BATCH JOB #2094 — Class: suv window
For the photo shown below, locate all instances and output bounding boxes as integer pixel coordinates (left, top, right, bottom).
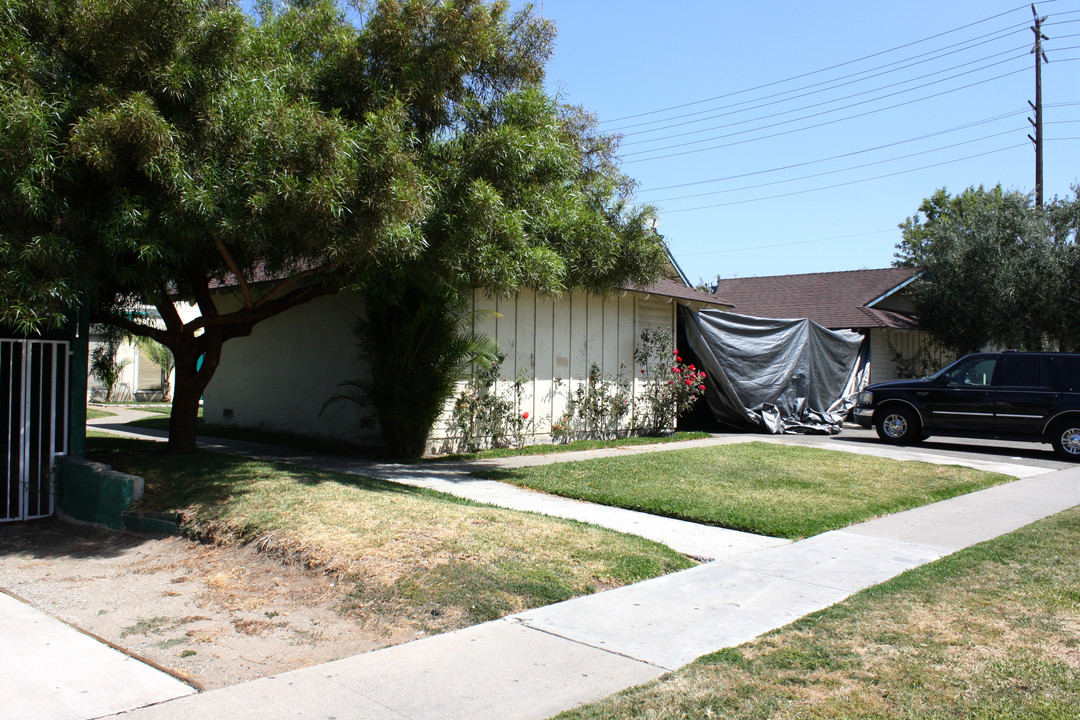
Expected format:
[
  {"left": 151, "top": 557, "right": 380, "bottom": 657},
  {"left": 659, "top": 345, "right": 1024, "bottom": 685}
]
[
  {"left": 995, "top": 355, "right": 1056, "bottom": 389},
  {"left": 944, "top": 356, "right": 997, "bottom": 387},
  {"left": 1058, "top": 357, "right": 1080, "bottom": 392}
]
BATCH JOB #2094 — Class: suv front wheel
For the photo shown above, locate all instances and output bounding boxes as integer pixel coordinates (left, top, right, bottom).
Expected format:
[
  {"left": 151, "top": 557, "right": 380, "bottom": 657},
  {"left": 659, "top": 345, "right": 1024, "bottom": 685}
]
[
  {"left": 1049, "top": 418, "right": 1080, "bottom": 461},
  {"left": 875, "top": 405, "right": 920, "bottom": 445}
]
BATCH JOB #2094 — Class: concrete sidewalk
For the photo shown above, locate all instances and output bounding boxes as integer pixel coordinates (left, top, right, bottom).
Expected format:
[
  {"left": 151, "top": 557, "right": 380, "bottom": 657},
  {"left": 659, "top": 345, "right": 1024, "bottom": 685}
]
[
  {"left": 0, "top": 590, "right": 195, "bottom": 720},
  {"left": 90, "top": 464, "right": 1080, "bottom": 720},
  {"left": 27, "top": 419, "right": 1078, "bottom": 719}
]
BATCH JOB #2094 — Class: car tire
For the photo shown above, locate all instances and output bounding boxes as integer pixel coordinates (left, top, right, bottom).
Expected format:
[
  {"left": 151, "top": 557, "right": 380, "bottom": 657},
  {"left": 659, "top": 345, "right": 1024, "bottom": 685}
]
[
  {"left": 1049, "top": 418, "right": 1080, "bottom": 461},
  {"left": 875, "top": 405, "right": 920, "bottom": 445}
]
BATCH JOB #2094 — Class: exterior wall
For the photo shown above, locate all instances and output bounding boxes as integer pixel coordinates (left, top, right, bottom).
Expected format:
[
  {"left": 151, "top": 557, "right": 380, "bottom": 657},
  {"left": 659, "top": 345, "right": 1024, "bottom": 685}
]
[
  {"left": 204, "top": 288, "right": 680, "bottom": 452},
  {"left": 87, "top": 337, "right": 159, "bottom": 401},
  {"left": 428, "top": 288, "right": 677, "bottom": 450},
  {"left": 868, "top": 328, "right": 954, "bottom": 384},
  {"left": 204, "top": 292, "right": 378, "bottom": 443}
]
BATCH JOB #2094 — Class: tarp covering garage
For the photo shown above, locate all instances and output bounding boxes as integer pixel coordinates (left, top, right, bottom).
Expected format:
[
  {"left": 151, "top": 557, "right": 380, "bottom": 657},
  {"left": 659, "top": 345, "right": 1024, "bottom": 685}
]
[{"left": 681, "top": 307, "right": 868, "bottom": 434}]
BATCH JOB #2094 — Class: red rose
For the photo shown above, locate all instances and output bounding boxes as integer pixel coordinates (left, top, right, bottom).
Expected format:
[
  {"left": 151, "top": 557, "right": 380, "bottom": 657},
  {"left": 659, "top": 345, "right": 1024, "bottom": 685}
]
[
  {"left": 522, "top": 411, "right": 529, "bottom": 419},
  {"left": 699, "top": 384, "right": 705, "bottom": 391},
  {"left": 676, "top": 356, "right": 682, "bottom": 362},
  {"left": 700, "top": 372, "right": 707, "bottom": 379},
  {"left": 689, "top": 364, "right": 695, "bottom": 371}
]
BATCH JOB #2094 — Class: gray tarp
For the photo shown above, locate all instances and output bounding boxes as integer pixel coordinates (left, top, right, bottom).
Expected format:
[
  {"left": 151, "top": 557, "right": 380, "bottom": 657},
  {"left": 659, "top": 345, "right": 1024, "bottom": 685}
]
[{"left": 681, "top": 307, "right": 868, "bottom": 434}]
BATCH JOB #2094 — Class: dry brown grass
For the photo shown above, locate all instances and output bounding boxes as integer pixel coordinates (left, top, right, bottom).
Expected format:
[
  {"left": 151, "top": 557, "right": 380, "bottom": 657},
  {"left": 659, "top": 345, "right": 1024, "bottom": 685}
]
[{"left": 88, "top": 436, "right": 693, "bottom": 634}]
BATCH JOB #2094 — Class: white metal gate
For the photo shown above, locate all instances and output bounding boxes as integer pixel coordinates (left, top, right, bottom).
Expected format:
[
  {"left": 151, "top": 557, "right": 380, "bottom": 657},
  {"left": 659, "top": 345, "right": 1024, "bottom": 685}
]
[{"left": 2, "top": 339, "right": 69, "bottom": 522}]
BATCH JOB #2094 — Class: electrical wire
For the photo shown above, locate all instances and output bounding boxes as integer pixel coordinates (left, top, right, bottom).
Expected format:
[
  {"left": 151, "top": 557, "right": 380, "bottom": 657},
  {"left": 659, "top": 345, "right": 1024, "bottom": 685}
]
[
  {"left": 616, "top": 24, "right": 1032, "bottom": 137},
  {"left": 623, "top": 66, "right": 1031, "bottom": 164},
  {"left": 598, "top": 2, "right": 1058, "bottom": 126},
  {"left": 644, "top": 118, "right": 1080, "bottom": 203},
  {"left": 643, "top": 127, "right": 1037, "bottom": 204},
  {"left": 660, "top": 143, "right": 1029, "bottom": 214},
  {"left": 622, "top": 45, "right": 1032, "bottom": 147},
  {"left": 677, "top": 229, "right": 898, "bottom": 258},
  {"left": 638, "top": 108, "right": 1061, "bottom": 192}
]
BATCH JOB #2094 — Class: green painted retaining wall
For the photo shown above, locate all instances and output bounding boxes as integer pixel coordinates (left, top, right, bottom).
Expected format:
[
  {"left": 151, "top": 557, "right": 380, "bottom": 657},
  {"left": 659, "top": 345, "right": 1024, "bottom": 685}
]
[{"left": 55, "top": 456, "right": 145, "bottom": 531}]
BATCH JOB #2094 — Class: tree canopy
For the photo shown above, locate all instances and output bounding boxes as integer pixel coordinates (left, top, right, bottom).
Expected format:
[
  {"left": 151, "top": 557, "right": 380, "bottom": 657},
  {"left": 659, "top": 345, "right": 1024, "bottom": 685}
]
[
  {"left": 0, "top": 0, "right": 668, "bottom": 453},
  {"left": 895, "top": 185, "right": 1080, "bottom": 354}
]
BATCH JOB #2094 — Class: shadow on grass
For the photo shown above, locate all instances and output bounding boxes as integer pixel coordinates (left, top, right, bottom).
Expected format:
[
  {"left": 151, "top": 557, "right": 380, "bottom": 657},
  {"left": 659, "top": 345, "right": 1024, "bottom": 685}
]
[{"left": 124, "top": 417, "right": 390, "bottom": 459}]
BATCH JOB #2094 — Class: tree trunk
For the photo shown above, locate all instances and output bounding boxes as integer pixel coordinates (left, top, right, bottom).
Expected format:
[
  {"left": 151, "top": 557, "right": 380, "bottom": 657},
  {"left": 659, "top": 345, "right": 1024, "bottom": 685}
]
[
  {"left": 168, "top": 375, "right": 201, "bottom": 454},
  {"left": 166, "top": 330, "right": 223, "bottom": 454},
  {"left": 99, "top": 281, "right": 330, "bottom": 455}
]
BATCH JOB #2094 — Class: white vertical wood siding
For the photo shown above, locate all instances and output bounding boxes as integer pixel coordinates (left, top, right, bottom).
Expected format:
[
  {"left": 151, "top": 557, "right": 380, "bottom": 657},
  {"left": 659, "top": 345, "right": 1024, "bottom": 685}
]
[
  {"left": 205, "top": 288, "right": 679, "bottom": 452},
  {"left": 869, "top": 328, "right": 953, "bottom": 383}
]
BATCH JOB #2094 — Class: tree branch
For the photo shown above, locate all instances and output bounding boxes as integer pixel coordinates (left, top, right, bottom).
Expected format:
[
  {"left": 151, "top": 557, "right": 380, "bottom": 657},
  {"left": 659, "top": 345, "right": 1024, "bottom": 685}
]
[
  {"left": 157, "top": 282, "right": 183, "bottom": 335},
  {"left": 98, "top": 312, "right": 171, "bottom": 345},
  {"left": 186, "top": 282, "right": 334, "bottom": 336},
  {"left": 252, "top": 266, "right": 326, "bottom": 309},
  {"left": 212, "top": 233, "right": 254, "bottom": 310}
]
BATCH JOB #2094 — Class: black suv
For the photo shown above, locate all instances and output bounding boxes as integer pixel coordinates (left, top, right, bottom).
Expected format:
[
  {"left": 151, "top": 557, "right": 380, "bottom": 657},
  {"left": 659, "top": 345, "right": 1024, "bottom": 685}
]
[{"left": 853, "top": 351, "right": 1080, "bottom": 461}]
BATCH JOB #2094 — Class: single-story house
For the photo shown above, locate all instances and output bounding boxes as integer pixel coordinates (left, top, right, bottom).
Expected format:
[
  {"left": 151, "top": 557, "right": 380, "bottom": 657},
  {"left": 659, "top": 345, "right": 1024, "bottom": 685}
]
[
  {"left": 204, "top": 266, "right": 729, "bottom": 453},
  {"left": 712, "top": 267, "right": 951, "bottom": 385}
]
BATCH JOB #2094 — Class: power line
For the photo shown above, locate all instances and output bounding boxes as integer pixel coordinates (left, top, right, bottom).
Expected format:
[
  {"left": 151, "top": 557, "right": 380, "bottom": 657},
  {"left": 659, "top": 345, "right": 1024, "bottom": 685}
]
[
  {"left": 645, "top": 118, "right": 1080, "bottom": 203},
  {"left": 622, "top": 45, "right": 1032, "bottom": 148},
  {"left": 638, "top": 109, "right": 1038, "bottom": 192},
  {"left": 598, "top": 2, "right": 1056, "bottom": 126},
  {"left": 623, "top": 66, "right": 1031, "bottom": 164},
  {"left": 677, "top": 229, "right": 898, "bottom": 258},
  {"left": 622, "top": 52, "right": 1051, "bottom": 158},
  {"left": 660, "top": 143, "right": 1028, "bottom": 214},
  {"left": 615, "top": 23, "right": 1031, "bottom": 136},
  {"left": 644, "top": 127, "right": 1034, "bottom": 204}
]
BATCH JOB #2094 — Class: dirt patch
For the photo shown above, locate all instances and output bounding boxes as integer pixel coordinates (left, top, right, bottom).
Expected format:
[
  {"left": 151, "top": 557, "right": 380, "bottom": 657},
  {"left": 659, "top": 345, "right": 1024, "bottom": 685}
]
[{"left": 0, "top": 519, "right": 424, "bottom": 689}]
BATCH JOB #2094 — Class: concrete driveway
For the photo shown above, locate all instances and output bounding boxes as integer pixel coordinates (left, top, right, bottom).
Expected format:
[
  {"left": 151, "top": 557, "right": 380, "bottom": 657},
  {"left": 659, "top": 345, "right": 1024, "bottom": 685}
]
[{"left": 826, "top": 424, "right": 1073, "bottom": 472}]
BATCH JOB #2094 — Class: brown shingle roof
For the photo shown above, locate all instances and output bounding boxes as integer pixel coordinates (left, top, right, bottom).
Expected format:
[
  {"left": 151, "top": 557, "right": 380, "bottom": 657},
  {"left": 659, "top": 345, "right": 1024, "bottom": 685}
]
[
  {"left": 712, "top": 267, "right": 921, "bottom": 329},
  {"left": 626, "top": 276, "right": 732, "bottom": 306}
]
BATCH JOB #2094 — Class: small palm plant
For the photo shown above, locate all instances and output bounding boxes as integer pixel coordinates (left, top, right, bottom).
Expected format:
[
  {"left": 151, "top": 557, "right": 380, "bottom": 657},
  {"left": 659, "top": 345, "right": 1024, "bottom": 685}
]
[
  {"left": 325, "top": 284, "right": 498, "bottom": 458},
  {"left": 135, "top": 336, "right": 176, "bottom": 401}
]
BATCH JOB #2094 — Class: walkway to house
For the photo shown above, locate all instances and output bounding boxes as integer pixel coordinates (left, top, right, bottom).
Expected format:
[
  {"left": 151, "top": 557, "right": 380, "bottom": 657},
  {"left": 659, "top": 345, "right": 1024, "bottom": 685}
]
[{"left": 6, "top": 414, "right": 1079, "bottom": 720}]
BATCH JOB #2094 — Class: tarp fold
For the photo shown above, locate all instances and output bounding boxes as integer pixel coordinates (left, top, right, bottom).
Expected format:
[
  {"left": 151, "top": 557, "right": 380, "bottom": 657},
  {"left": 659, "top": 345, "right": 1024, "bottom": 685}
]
[{"left": 681, "top": 307, "right": 868, "bottom": 434}]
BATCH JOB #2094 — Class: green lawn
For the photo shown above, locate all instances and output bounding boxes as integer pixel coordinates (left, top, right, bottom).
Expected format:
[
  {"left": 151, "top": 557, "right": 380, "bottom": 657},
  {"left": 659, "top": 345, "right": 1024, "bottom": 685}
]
[
  {"left": 86, "top": 436, "right": 693, "bottom": 632},
  {"left": 85, "top": 408, "right": 116, "bottom": 420},
  {"left": 431, "top": 432, "right": 712, "bottom": 461},
  {"left": 474, "top": 442, "right": 1013, "bottom": 539},
  {"left": 555, "top": 505, "right": 1080, "bottom": 720}
]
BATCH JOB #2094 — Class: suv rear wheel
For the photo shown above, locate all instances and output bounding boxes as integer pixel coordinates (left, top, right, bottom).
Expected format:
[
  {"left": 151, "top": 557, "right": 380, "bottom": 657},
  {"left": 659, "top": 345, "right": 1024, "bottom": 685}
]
[
  {"left": 1049, "top": 418, "right": 1080, "bottom": 461},
  {"left": 875, "top": 405, "right": 920, "bottom": 445}
]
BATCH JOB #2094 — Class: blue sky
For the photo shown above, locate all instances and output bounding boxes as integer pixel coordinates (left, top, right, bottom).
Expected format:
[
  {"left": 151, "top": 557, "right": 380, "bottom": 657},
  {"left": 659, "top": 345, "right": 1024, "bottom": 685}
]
[{"left": 518, "top": 0, "right": 1080, "bottom": 283}]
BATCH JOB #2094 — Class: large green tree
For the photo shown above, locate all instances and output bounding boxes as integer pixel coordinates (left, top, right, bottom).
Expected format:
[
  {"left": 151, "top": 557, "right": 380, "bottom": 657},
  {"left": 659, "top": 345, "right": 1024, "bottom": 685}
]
[
  {"left": 895, "top": 185, "right": 1080, "bottom": 354},
  {"left": 0, "top": 0, "right": 667, "bottom": 455}
]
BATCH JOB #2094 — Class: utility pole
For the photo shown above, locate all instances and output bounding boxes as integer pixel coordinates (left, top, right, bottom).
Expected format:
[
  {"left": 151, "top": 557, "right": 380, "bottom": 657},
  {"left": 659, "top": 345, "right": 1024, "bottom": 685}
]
[{"left": 1029, "top": 4, "right": 1049, "bottom": 207}]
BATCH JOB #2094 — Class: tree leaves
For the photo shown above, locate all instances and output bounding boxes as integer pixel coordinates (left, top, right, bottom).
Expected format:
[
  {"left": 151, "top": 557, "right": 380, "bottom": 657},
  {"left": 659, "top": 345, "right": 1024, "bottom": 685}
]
[{"left": 896, "top": 185, "right": 1080, "bottom": 353}]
